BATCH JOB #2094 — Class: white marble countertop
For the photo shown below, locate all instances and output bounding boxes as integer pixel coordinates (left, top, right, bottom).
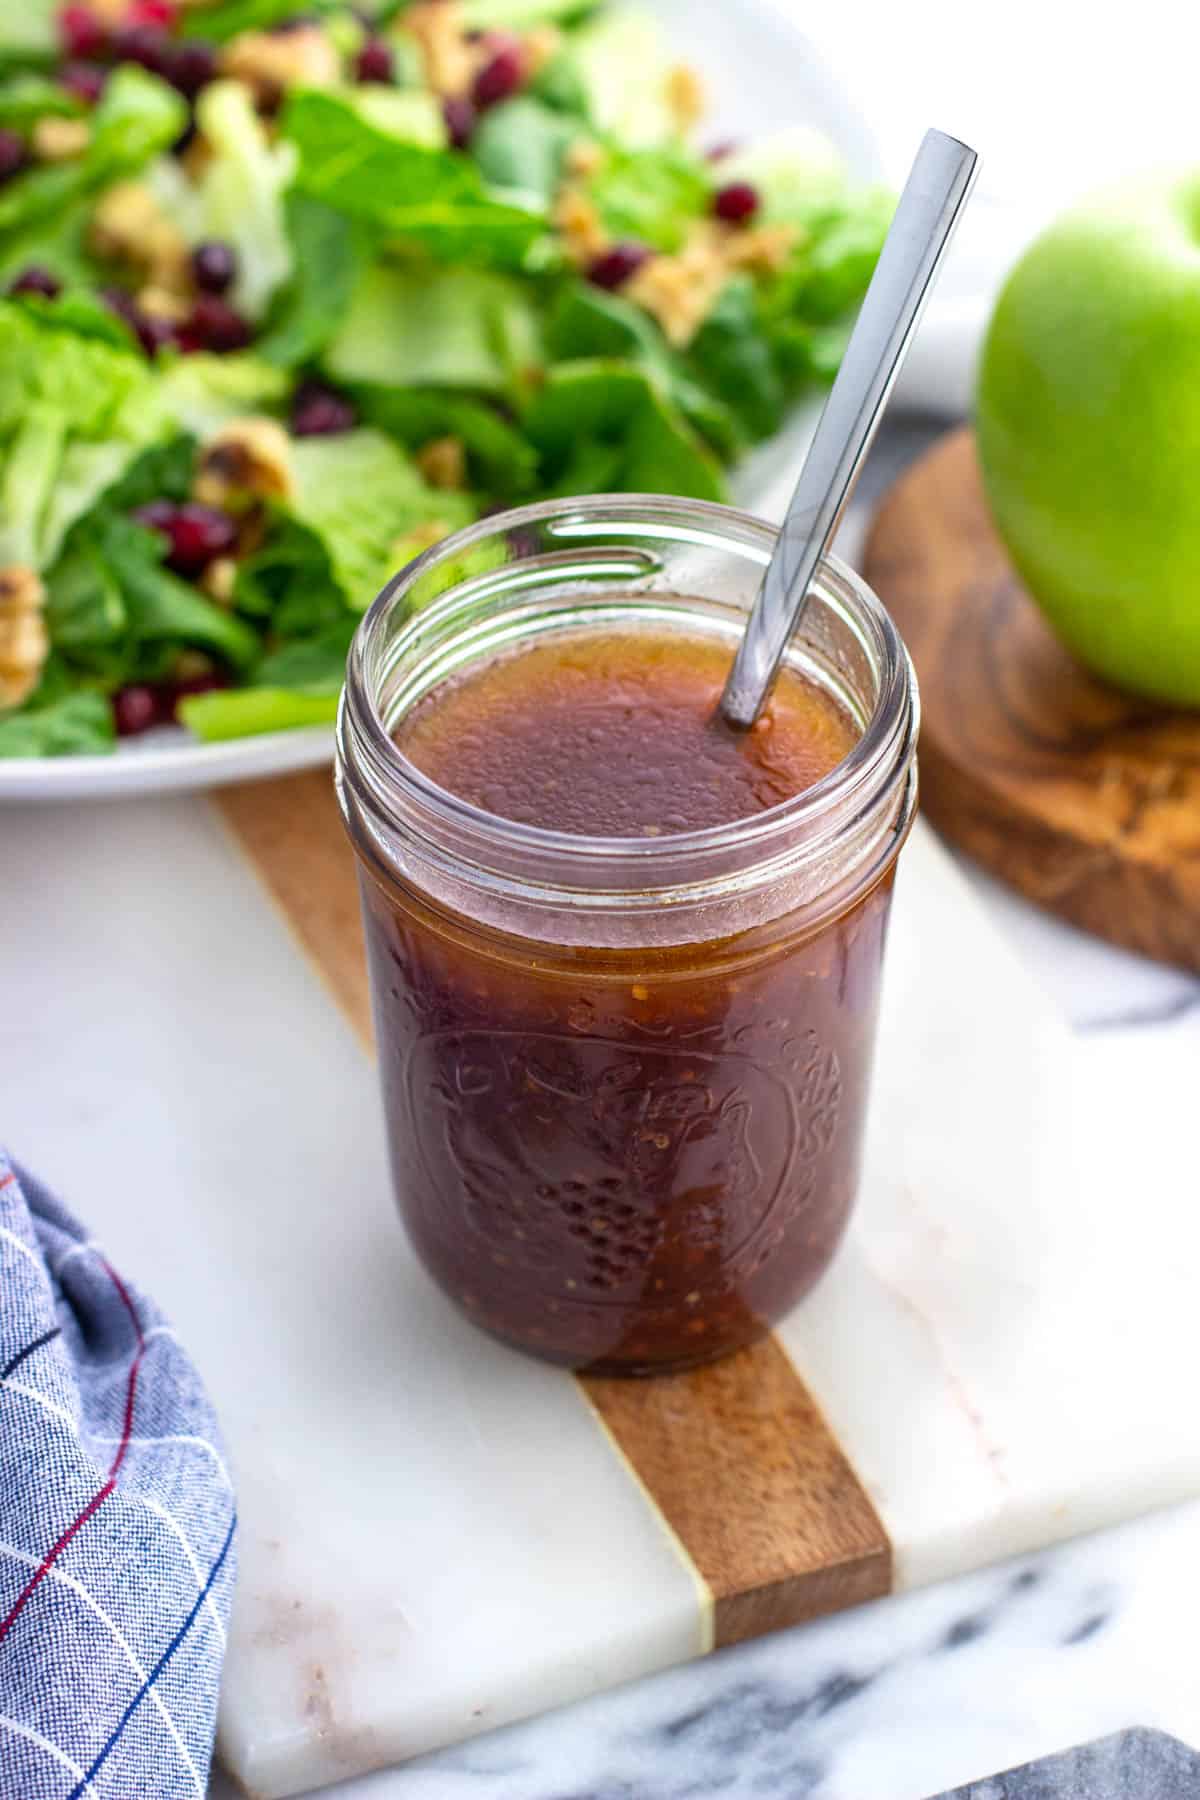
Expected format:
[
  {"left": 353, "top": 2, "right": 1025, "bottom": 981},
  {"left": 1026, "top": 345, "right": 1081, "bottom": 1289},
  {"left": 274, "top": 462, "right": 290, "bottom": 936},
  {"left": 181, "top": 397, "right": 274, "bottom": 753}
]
[{"left": 203, "top": 424, "right": 1200, "bottom": 1800}]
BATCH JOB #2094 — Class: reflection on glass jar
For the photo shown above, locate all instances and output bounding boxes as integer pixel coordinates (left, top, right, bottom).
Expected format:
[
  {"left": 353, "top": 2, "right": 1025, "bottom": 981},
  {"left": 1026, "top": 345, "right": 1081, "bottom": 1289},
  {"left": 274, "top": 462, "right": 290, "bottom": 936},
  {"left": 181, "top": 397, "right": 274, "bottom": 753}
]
[{"left": 338, "top": 497, "right": 918, "bottom": 1375}]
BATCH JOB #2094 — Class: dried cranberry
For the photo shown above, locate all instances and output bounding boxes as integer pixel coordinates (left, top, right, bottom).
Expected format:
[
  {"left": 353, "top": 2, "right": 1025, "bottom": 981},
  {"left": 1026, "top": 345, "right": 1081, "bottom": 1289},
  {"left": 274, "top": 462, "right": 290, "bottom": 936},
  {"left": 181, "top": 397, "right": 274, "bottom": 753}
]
[
  {"left": 188, "top": 293, "right": 252, "bottom": 352},
  {"left": 0, "top": 130, "right": 29, "bottom": 187},
  {"left": 8, "top": 266, "right": 61, "bottom": 300},
  {"left": 136, "top": 500, "right": 238, "bottom": 576},
  {"left": 113, "top": 684, "right": 164, "bottom": 736},
  {"left": 442, "top": 95, "right": 476, "bottom": 149},
  {"left": 586, "top": 241, "right": 651, "bottom": 290},
  {"left": 190, "top": 240, "right": 237, "bottom": 295},
  {"left": 57, "top": 3, "right": 107, "bottom": 60},
  {"left": 472, "top": 36, "right": 524, "bottom": 109},
  {"left": 100, "top": 285, "right": 139, "bottom": 326},
  {"left": 110, "top": 23, "right": 171, "bottom": 75},
  {"left": 59, "top": 60, "right": 108, "bottom": 105},
  {"left": 712, "top": 180, "right": 760, "bottom": 224},
  {"left": 135, "top": 312, "right": 175, "bottom": 359},
  {"left": 290, "top": 379, "right": 357, "bottom": 437},
  {"left": 132, "top": 499, "right": 176, "bottom": 536},
  {"left": 165, "top": 668, "right": 230, "bottom": 719},
  {"left": 126, "top": 0, "right": 175, "bottom": 26},
  {"left": 354, "top": 35, "right": 393, "bottom": 82},
  {"left": 166, "top": 39, "right": 217, "bottom": 99}
]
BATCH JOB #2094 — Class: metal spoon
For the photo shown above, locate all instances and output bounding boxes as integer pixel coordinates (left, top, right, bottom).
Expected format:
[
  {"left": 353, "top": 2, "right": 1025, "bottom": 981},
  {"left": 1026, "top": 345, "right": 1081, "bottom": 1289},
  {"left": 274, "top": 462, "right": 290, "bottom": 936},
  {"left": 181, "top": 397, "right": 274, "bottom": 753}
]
[{"left": 720, "top": 128, "right": 979, "bottom": 728}]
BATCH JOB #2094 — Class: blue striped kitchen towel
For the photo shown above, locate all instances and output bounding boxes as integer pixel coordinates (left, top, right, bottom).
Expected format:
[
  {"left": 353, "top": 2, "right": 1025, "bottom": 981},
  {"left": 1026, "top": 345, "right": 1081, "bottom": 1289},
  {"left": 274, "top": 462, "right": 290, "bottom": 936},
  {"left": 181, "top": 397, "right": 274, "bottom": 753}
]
[{"left": 0, "top": 1152, "right": 236, "bottom": 1798}]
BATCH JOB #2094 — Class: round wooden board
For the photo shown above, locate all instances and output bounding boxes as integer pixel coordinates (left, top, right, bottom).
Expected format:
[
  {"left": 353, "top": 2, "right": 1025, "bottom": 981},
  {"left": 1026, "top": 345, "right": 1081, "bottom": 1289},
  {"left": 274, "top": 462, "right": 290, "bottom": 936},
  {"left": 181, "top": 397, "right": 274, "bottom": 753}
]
[{"left": 862, "top": 426, "right": 1200, "bottom": 974}]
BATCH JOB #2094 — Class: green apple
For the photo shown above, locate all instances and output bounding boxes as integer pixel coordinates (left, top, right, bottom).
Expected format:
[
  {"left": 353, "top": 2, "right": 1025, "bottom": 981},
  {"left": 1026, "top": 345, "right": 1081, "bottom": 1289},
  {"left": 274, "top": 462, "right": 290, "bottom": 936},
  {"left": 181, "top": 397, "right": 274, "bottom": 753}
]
[{"left": 976, "top": 173, "right": 1200, "bottom": 707}]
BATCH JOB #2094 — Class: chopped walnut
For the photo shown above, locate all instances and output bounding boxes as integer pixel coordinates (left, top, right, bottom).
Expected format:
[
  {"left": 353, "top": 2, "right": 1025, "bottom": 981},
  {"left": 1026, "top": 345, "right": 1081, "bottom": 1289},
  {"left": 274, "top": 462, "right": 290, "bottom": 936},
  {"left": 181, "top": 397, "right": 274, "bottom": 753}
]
[
  {"left": 137, "top": 283, "right": 190, "bottom": 323},
  {"left": 89, "top": 182, "right": 190, "bottom": 294},
  {"left": 554, "top": 185, "right": 609, "bottom": 263},
  {"left": 564, "top": 138, "right": 607, "bottom": 180},
  {"left": 416, "top": 436, "right": 467, "bottom": 492},
  {"left": 402, "top": 1, "right": 474, "bottom": 97},
  {"left": 722, "top": 221, "right": 800, "bottom": 273},
  {"left": 200, "top": 558, "right": 238, "bottom": 607},
  {"left": 194, "top": 418, "right": 295, "bottom": 509},
  {"left": 0, "top": 568, "right": 48, "bottom": 711},
  {"left": 32, "top": 116, "right": 91, "bottom": 162},
  {"left": 625, "top": 224, "right": 727, "bottom": 347},
  {"left": 522, "top": 24, "right": 562, "bottom": 76},
  {"left": 220, "top": 26, "right": 341, "bottom": 108},
  {"left": 173, "top": 650, "right": 218, "bottom": 683},
  {"left": 665, "top": 63, "right": 705, "bottom": 133},
  {"left": 624, "top": 220, "right": 801, "bottom": 347},
  {"left": 179, "top": 132, "right": 215, "bottom": 184}
]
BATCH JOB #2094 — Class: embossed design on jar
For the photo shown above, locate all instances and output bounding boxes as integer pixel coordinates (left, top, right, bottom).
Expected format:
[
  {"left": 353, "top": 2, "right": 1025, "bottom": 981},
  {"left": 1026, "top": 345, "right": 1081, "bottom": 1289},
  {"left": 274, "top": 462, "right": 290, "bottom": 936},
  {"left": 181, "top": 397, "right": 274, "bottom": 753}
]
[{"left": 401, "top": 1027, "right": 836, "bottom": 1305}]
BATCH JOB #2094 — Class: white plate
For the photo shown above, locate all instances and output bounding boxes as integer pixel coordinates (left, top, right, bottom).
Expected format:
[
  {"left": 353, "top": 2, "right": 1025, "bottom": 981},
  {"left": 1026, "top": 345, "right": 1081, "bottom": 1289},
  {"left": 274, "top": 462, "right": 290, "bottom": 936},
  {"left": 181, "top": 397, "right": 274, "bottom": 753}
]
[{"left": 2, "top": 0, "right": 880, "bottom": 805}]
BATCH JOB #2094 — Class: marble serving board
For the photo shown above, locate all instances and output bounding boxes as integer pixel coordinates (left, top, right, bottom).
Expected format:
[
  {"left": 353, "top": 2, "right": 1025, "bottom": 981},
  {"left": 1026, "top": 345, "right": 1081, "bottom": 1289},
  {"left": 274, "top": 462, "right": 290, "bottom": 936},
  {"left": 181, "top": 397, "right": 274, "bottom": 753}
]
[
  {"left": 934, "top": 1730, "right": 1200, "bottom": 1798},
  {"left": 6, "top": 781, "right": 1200, "bottom": 1800}
]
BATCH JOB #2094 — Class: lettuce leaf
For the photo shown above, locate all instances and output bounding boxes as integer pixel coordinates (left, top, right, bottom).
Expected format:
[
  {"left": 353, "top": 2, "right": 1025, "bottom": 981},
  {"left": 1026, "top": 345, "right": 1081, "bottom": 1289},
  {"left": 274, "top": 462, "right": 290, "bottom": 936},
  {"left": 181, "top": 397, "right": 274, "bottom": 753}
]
[
  {"left": 256, "top": 615, "right": 357, "bottom": 689},
  {"left": 0, "top": 302, "right": 165, "bottom": 568},
  {"left": 544, "top": 281, "right": 740, "bottom": 457},
  {"left": 180, "top": 609, "right": 353, "bottom": 744},
  {"left": 0, "top": 0, "right": 57, "bottom": 66},
  {"left": 588, "top": 144, "right": 707, "bottom": 252},
  {"left": 564, "top": 10, "right": 686, "bottom": 147},
  {"left": 0, "top": 688, "right": 114, "bottom": 758},
  {"left": 470, "top": 96, "right": 576, "bottom": 205},
  {"left": 322, "top": 260, "right": 541, "bottom": 396},
  {"left": 352, "top": 85, "right": 446, "bottom": 149},
  {"left": 686, "top": 274, "right": 785, "bottom": 444},
  {"left": 282, "top": 89, "right": 547, "bottom": 269},
  {"left": 290, "top": 427, "right": 475, "bottom": 607},
  {"left": 172, "top": 0, "right": 336, "bottom": 41},
  {"left": 351, "top": 385, "right": 539, "bottom": 495},
  {"left": 144, "top": 80, "right": 295, "bottom": 320},
  {"left": 545, "top": 276, "right": 665, "bottom": 363},
  {"left": 256, "top": 194, "right": 372, "bottom": 368},
  {"left": 524, "top": 359, "right": 724, "bottom": 501},
  {"left": 461, "top": 0, "right": 598, "bottom": 23},
  {"left": 788, "top": 189, "right": 894, "bottom": 321},
  {"left": 47, "top": 514, "right": 261, "bottom": 675},
  {"left": 0, "top": 66, "right": 186, "bottom": 238},
  {"left": 180, "top": 685, "right": 338, "bottom": 740},
  {"left": 153, "top": 351, "right": 291, "bottom": 436},
  {"left": 230, "top": 515, "right": 343, "bottom": 634},
  {"left": 0, "top": 74, "right": 84, "bottom": 129},
  {"left": 716, "top": 127, "right": 850, "bottom": 227},
  {"left": 0, "top": 194, "right": 95, "bottom": 292}
]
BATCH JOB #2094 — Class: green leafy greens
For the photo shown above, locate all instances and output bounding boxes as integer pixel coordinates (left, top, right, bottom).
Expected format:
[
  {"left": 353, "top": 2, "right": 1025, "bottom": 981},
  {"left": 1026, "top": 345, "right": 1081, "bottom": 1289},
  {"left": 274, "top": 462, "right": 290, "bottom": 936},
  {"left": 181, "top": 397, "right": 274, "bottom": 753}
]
[{"left": 0, "top": 1, "right": 890, "bottom": 756}]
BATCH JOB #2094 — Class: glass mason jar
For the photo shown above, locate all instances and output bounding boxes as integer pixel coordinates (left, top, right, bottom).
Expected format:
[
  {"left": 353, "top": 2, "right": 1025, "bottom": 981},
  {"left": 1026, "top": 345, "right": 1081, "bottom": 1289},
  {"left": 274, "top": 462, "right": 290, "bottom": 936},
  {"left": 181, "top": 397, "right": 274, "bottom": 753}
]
[{"left": 336, "top": 496, "right": 918, "bottom": 1376}]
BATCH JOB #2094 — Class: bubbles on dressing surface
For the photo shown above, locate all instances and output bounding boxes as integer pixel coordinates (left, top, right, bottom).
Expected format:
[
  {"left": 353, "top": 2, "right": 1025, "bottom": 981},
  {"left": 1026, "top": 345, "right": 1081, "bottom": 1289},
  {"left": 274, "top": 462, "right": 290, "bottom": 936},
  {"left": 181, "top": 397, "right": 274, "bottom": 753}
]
[{"left": 394, "top": 626, "right": 858, "bottom": 838}]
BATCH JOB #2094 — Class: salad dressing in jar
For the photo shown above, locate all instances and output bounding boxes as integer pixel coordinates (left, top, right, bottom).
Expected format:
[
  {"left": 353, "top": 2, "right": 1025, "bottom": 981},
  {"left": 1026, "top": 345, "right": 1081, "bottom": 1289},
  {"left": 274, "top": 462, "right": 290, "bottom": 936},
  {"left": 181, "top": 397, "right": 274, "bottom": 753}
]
[{"left": 337, "top": 497, "right": 918, "bottom": 1375}]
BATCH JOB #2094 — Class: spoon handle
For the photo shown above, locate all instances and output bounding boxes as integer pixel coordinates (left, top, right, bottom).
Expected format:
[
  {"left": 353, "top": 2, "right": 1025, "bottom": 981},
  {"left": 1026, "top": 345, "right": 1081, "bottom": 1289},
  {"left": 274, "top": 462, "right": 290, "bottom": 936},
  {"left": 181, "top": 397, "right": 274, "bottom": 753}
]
[{"left": 720, "top": 128, "right": 979, "bottom": 728}]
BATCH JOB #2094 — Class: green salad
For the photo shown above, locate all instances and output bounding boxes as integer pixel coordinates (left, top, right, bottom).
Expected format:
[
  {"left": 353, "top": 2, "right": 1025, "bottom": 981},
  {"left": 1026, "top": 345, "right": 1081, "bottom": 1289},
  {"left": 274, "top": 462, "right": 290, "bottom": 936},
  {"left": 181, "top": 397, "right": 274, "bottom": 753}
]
[{"left": 0, "top": 0, "right": 890, "bottom": 756}]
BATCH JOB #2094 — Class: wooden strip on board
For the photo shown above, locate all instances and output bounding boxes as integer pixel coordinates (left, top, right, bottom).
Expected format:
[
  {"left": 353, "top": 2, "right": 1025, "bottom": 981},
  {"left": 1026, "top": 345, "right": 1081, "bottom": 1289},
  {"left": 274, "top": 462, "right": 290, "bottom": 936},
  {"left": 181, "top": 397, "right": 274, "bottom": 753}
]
[
  {"left": 587, "top": 1340, "right": 890, "bottom": 1646},
  {"left": 216, "top": 772, "right": 893, "bottom": 1648}
]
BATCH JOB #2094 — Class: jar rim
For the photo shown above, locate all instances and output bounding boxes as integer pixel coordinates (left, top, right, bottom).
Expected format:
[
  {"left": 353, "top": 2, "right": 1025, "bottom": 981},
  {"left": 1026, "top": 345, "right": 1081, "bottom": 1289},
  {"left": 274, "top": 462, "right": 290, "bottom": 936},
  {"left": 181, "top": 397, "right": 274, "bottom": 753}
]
[{"left": 339, "top": 492, "right": 917, "bottom": 900}]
